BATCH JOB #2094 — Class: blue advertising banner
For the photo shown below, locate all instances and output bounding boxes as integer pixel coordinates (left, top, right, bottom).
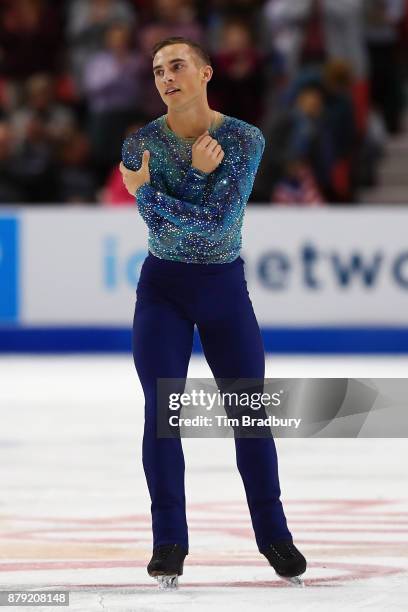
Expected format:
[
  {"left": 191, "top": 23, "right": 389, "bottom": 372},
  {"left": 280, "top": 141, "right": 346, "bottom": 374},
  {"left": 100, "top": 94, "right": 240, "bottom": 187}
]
[{"left": 0, "top": 217, "right": 19, "bottom": 324}]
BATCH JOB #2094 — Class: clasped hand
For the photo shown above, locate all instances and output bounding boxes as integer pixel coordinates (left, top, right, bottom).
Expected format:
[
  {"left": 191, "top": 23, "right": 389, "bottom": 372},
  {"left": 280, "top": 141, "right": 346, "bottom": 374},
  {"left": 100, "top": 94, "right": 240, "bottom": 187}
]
[
  {"left": 119, "top": 150, "right": 150, "bottom": 197},
  {"left": 120, "top": 131, "right": 224, "bottom": 196}
]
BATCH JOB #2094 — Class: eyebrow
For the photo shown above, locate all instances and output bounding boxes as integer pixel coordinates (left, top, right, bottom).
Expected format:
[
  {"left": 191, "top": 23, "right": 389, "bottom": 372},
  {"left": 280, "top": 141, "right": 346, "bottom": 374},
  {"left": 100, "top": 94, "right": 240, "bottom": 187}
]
[{"left": 153, "top": 58, "right": 186, "bottom": 72}]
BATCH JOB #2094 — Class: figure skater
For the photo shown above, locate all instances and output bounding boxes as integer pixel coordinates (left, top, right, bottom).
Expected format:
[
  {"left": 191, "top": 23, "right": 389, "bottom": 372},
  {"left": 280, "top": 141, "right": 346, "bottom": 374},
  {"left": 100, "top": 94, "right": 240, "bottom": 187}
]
[{"left": 120, "top": 36, "right": 307, "bottom": 589}]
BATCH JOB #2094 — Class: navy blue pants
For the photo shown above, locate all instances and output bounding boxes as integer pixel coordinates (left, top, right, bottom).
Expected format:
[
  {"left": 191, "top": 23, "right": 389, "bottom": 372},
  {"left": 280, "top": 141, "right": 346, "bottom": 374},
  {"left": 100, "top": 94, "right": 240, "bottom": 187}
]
[{"left": 132, "top": 252, "right": 292, "bottom": 553}]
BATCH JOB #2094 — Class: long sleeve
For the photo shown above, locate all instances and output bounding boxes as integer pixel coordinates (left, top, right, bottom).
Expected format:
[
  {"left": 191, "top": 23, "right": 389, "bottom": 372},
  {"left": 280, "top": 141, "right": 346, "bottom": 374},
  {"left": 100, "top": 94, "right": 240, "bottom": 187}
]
[
  {"left": 125, "top": 127, "right": 265, "bottom": 241},
  {"left": 121, "top": 129, "right": 168, "bottom": 232},
  {"left": 121, "top": 114, "right": 263, "bottom": 263}
]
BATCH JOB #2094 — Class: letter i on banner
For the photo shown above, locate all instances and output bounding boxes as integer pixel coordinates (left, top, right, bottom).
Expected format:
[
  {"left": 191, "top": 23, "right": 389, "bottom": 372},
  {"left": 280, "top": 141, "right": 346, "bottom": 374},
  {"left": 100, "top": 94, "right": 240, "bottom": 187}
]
[{"left": 0, "top": 217, "right": 19, "bottom": 323}]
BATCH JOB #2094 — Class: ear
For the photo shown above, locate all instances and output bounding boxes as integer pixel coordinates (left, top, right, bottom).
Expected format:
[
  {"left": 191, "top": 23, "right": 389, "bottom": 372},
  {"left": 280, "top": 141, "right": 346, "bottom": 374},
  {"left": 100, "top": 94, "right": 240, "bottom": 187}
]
[{"left": 202, "top": 65, "right": 213, "bottom": 84}]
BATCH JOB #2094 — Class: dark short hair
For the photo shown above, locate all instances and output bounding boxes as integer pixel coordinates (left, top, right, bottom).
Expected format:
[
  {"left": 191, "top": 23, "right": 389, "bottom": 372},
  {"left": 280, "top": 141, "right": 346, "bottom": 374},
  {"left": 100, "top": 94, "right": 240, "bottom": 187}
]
[{"left": 151, "top": 36, "right": 212, "bottom": 67}]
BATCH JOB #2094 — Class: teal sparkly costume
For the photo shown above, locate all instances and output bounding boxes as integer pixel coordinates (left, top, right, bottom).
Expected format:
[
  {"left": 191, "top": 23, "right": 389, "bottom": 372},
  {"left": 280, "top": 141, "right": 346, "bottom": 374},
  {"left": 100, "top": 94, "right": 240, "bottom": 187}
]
[{"left": 121, "top": 114, "right": 265, "bottom": 263}]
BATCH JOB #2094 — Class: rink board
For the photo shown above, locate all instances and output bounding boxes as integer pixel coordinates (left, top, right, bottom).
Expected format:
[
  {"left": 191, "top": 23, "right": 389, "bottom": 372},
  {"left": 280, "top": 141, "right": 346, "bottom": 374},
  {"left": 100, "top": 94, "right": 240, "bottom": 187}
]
[{"left": 1, "top": 207, "right": 408, "bottom": 352}]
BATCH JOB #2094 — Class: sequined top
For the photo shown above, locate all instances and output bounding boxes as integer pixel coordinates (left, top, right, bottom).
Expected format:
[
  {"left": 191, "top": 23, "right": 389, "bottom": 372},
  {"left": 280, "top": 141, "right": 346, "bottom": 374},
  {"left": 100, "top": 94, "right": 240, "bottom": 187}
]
[{"left": 121, "top": 113, "right": 265, "bottom": 264}]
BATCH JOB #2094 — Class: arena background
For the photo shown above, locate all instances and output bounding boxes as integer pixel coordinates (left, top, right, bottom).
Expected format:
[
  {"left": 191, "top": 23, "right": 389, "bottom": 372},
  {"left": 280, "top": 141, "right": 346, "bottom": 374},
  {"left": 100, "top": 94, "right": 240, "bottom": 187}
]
[{"left": 1, "top": 1, "right": 408, "bottom": 611}]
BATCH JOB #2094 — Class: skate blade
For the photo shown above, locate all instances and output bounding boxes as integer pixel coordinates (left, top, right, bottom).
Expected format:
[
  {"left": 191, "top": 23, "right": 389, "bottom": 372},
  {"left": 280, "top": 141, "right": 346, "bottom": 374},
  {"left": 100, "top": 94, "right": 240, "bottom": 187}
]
[
  {"left": 155, "top": 574, "right": 179, "bottom": 589},
  {"left": 277, "top": 573, "right": 305, "bottom": 587}
]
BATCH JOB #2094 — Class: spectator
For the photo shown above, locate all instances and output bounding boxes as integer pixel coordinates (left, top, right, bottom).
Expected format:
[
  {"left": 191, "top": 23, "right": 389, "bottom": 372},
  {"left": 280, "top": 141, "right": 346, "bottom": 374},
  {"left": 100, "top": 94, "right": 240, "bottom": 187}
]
[
  {"left": 0, "top": 0, "right": 63, "bottom": 107},
  {"left": 323, "top": 60, "right": 357, "bottom": 202},
  {"left": 0, "top": 0, "right": 406, "bottom": 205},
  {"left": 82, "top": 21, "right": 143, "bottom": 181},
  {"left": 272, "top": 156, "right": 325, "bottom": 205},
  {"left": 0, "top": 121, "right": 28, "bottom": 203},
  {"left": 209, "top": 19, "right": 266, "bottom": 126},
  {"left": 139, "top": 0, "right": 204, "bottom": 50},
  {"left": 263, "top": 1, "right": 368, "bottom": 79},
  {"left": 322, "top": 1, "right": 369, "bottom": 133},
  {"left": 10, "top": 74, "right": 76, "bottom": 149},
  {"left": 13, "top": 113, "right": 59, "bottom": 203},
  {"left": 206, "top": 0, "right": 270, "bottom": 53},
  {"left": 364, "top": 0, "right": 406, "bottom": 133},
  {"left": 66, "top": 0, "right": 137, "bottom": 91},
  {"left": 56, "top": 129, "right": 98, "bottom": 203},
  {"left": 253, "top": 79, "right": 334, "bottom": 203}
]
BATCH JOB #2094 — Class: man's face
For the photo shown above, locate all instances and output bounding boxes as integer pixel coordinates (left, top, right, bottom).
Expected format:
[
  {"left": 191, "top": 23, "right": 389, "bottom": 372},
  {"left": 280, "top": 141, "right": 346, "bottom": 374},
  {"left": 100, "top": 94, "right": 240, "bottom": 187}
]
[
  {"left": 296, "top": 89, "right": 323, "bottom": 119},
  {"left": 153, "top": 43, "right": 212, "bottom": 109}
]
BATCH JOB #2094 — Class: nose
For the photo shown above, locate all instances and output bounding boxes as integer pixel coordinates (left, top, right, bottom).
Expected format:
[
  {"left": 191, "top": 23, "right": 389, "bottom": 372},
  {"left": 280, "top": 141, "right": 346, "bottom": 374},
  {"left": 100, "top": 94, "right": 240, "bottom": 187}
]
[{"left": 162, "top": 70, "right": 174, "bottom": 84}]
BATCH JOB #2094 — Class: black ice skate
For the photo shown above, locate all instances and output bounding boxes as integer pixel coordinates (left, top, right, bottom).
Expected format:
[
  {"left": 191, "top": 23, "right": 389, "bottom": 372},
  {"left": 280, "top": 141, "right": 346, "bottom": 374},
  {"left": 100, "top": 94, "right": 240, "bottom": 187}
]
[
  {"left": 260, "top": 541, "right": 307, "bottom": 587},
  {"left": 147, "top": 544, "right": 188, "bottom": 589}
]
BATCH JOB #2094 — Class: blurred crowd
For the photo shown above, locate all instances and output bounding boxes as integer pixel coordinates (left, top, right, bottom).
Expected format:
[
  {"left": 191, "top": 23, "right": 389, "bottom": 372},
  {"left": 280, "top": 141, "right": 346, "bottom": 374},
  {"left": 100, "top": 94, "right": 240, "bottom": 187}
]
[{"left": 0, "top": 0, "right": 407, "bottom": 206}]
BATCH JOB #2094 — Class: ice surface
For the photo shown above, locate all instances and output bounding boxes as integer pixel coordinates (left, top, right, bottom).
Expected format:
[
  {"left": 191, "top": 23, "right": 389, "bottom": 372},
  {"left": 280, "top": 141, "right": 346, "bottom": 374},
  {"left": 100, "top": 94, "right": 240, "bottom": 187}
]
[{"left": 0, "top": 355, "right": 407, "bottom": 611}]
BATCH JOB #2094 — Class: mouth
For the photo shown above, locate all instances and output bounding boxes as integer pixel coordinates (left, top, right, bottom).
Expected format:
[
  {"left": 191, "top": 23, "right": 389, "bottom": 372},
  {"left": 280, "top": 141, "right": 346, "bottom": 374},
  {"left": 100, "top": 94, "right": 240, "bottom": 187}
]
[{"left": 165, "top": 88, "right": 181, "bottom": 96}]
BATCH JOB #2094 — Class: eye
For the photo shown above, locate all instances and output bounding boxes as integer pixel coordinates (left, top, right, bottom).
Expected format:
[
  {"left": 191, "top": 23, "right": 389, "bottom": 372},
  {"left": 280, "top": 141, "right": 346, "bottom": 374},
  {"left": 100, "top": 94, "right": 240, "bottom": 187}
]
[{"left": 174, "top": 63, "right": 183, "bottom": 70}]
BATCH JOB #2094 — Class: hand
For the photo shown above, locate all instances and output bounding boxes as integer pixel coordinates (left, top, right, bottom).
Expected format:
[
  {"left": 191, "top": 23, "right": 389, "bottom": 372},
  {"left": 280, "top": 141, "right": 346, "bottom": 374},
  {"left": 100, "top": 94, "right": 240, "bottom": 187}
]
[
  {"left": 119, "top": 150, "right": 151, "bottom": 196},
  {"left": 192, "top": 131, "right": 225, "bottom": 174}
]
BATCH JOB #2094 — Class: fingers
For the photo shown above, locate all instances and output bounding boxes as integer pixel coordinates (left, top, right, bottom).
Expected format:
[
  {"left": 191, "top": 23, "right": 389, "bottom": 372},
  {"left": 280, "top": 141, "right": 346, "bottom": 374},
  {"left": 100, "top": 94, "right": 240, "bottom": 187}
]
[
  {"left": 142, "top": 150, "right": 150, "bottom": 166},
  {"left": 194, "top": 130, "right": 209, "bottom": 145},
  {"left": 211, "top": 144, "right": 224, "bottom": 157},
  {"left": 194, "top": 131, "right": 224, "bottom": 149},
  {"left": 207, "top": 140, "right": 220, "bottom": 153},
  {"left": 194, "top": 136, "right": 213, "bottom": 150},
  {"left": 202, "top": 139, "right": 222, "bottom": 155},
  {"left": 205, "top": 141, "right": 224, "bottom": 161}
]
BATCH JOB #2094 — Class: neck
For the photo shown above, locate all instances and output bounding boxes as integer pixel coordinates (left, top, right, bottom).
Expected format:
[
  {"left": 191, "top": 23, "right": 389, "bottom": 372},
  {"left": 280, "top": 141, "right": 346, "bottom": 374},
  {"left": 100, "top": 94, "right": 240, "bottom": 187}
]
[{"left": 166, "top": 101, "right": 216, "bottom": 139}]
